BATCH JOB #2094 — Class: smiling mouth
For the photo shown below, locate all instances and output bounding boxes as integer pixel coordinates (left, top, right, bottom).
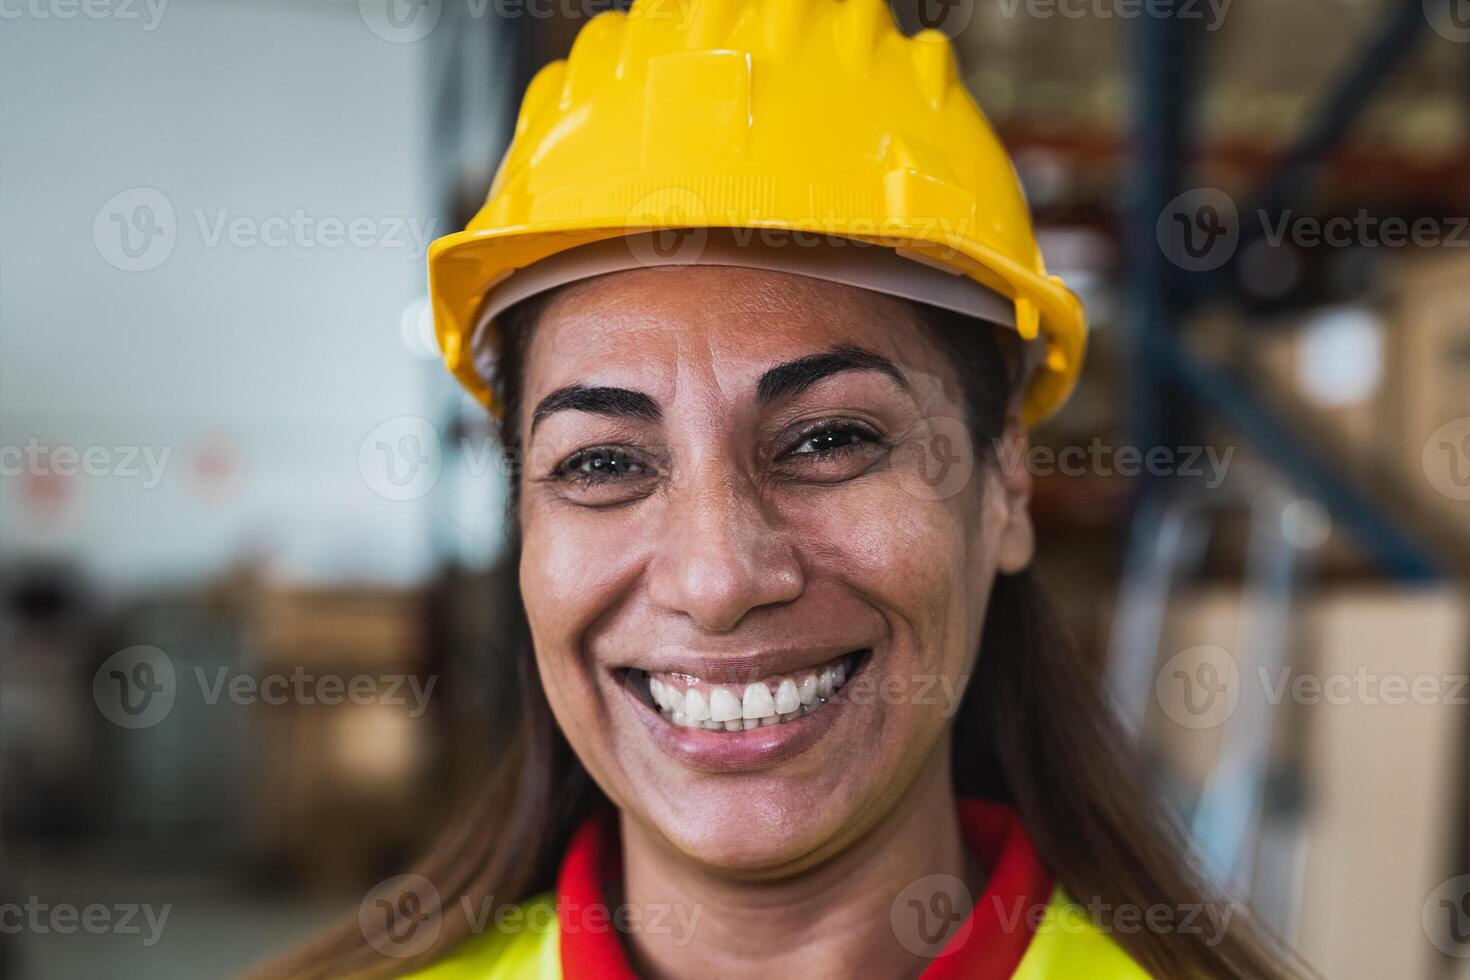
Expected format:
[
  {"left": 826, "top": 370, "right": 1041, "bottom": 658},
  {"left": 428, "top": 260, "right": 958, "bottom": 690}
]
[{"left": 629, "top": 650, "right": 871, "bottom": 732}]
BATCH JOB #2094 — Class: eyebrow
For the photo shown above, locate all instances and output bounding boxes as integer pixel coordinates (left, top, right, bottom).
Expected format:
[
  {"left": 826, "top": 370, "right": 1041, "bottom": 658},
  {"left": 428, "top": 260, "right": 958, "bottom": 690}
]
[
  {"left": 529, "top": 344, "right": 908, "bottom": 432},
  {"left": 530, "top": 384, "right": 661, "bottom": 432},
  {"left": 755, "top": 344, "right": 909, "bottom": 404}
]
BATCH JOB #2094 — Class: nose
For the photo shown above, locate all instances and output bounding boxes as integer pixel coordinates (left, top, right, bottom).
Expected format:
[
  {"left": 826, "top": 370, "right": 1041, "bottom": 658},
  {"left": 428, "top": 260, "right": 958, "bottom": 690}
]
[{"left": 647, "top": 464, "right": 804, "bottom": 632}]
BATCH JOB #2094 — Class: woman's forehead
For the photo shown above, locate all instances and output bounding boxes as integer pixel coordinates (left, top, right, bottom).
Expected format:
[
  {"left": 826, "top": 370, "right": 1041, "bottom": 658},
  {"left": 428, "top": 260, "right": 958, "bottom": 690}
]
[{"left": 522, "top": 265, "right": 946, "bottom": 393}]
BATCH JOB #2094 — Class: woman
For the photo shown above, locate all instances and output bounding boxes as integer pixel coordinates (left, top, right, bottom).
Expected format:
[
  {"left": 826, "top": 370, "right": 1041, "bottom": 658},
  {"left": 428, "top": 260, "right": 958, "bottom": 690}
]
[{"left": 268, "top": 1, "right": 1297, "bottom": 976}]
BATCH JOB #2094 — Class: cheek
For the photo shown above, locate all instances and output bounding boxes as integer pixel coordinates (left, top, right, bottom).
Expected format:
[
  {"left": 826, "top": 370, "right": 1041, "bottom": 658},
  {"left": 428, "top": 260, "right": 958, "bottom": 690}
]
[
  {"left": 519, "top": 501, "right": 640, "bottom": 641},
  {"left": 518, "top": 506, "right": 641, "bottom": 744},
  {"left": 786, "top": 474, "right": 983, "bottom": 675}
]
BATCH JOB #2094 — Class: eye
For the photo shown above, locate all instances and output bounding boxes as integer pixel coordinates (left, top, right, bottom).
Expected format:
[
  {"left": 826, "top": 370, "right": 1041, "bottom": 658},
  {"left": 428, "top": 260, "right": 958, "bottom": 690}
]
[
  {"left": 785, "top": 421, "right": 882, "bottom": 459},
  {"left": 554, "top": 446, "right": 652, "bottom": 484}
]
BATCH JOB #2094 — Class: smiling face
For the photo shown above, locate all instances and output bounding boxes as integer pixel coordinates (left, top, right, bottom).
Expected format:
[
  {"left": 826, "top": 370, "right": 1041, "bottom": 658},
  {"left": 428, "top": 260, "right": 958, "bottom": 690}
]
[{"left": 513, "top": 264, "right": 1034, "bottom": 875}]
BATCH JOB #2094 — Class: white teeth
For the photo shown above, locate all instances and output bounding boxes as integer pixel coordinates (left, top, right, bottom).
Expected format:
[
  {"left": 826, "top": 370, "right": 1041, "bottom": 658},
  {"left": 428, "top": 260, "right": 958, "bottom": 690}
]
[
  {"left": 709, "top": 687, "right": 743, "bottom": 723},
  {"left": 649, "top": 652, "right": 864, "bottom": 732},
  {"left": 683, "top": 688, "right": 709, "bottom": 723},
  {"left": 774, "top": 678, "right": 801, "bottom": 714},
  {"left": 741, "top": 682, "right": 776, "bottom": 720}
]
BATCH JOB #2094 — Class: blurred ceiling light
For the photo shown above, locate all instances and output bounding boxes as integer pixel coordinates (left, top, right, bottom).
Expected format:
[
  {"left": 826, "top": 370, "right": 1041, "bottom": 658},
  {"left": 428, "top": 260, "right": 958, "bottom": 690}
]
[
  {"left": 1281, "top": 497, "right": 1332, "bottom": 551},
  {"left": 1297, "top": 306, "right": 1385, "bottom": 408},
  {"left": 400, "top": 295, "right": 441, "bottom": 361}
]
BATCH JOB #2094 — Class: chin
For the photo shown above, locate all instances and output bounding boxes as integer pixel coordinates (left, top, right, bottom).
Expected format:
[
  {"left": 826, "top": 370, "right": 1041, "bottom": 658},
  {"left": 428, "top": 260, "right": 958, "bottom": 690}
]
[{"left": 638, "top": 772, "right": 867, "bottom": 874}]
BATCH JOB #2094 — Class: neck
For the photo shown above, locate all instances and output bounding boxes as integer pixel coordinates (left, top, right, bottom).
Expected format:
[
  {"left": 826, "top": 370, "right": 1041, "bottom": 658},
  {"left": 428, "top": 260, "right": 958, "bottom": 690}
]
[{"left": 618, "top": 747, "right": 975, "bottom": 980}]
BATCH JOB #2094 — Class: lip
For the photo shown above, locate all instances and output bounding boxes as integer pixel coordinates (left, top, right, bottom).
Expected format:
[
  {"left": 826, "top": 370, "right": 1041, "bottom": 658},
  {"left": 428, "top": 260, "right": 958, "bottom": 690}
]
[{"left": 619, "top": 652, "right": 871, "bottom": 773}]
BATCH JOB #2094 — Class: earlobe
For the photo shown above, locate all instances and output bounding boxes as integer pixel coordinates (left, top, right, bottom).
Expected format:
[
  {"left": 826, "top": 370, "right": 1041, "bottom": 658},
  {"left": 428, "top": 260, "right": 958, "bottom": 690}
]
[
  {"left": 996, "top": 509, "right": 1035, "bottom": 574},
  {"left": 994, "top": 412, "right": 1035, "bottom": 574}
]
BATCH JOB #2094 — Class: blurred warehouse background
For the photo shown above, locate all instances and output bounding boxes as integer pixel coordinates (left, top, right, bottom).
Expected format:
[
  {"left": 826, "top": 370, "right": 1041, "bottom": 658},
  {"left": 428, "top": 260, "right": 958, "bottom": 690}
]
[{"left": 0, "top": 0, "right": 1466, "bottom": 977}]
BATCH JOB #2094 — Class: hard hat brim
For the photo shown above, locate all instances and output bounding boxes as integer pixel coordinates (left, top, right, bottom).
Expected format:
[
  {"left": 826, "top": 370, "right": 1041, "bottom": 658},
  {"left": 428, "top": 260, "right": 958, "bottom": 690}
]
[{"left": 429, "top": 217, "right": 1085, "bottom": 427}]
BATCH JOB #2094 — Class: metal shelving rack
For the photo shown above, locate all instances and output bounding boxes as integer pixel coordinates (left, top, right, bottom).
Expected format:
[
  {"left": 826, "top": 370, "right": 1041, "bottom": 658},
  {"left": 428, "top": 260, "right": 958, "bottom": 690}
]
[
  {"left": 1112, "top": 0, "right": 1458, "bottom": 915},
  {"left": 1124, "top": 0, "right": 1447, "bottom": 583}
]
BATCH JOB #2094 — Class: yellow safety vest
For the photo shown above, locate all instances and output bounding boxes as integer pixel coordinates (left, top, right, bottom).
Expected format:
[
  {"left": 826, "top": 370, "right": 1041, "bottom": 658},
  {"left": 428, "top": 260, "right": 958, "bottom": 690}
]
[
  {"left": 409, "top": 888, "right": 1148, "bottom": 979},
  {"left": 405, "top": 802, "right": 1151, "bottom": 979}
]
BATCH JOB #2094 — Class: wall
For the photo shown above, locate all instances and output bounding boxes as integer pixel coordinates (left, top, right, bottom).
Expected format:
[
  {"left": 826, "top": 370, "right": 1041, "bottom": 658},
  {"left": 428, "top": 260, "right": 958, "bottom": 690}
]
[{"left": 0, "top": 0, "right": 478, "bottom": 588}]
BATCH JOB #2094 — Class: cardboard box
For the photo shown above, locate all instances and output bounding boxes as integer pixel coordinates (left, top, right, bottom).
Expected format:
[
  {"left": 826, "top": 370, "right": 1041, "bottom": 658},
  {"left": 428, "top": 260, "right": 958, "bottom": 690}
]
[
  {"left": 1144, "top": 585, "right": 1469, "bottom": 977},
  {"left": 250, "top": 696, "right": 431, "bottom": 890},
  {"left": 250, "top": 586, "right": 426, "bottom": 671},
  {"left": 1291, "top": 587, "right": 1469, "bottom": 980},
  {"left": 1145, "top": 584, "right": 1319, "bottom": 807}
]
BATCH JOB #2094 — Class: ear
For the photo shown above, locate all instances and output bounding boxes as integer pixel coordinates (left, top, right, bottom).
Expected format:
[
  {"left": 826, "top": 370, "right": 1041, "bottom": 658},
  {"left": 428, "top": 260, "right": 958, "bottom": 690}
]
[{"left": 992, "top": 410, "right": 1034, "bottom": 574}]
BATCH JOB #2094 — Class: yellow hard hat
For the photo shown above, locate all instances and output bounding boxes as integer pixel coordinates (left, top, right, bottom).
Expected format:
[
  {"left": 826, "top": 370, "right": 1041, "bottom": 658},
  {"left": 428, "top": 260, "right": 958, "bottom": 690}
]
[{"left": 428, "top": 0, "right": 1087, "bottom": 425}]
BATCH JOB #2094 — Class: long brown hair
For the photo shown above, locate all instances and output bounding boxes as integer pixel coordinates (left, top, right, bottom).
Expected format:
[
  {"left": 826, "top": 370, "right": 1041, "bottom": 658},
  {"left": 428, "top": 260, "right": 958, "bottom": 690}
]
[{"left": 258, "top": 293, "right": 1301, "bottom": 979}]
